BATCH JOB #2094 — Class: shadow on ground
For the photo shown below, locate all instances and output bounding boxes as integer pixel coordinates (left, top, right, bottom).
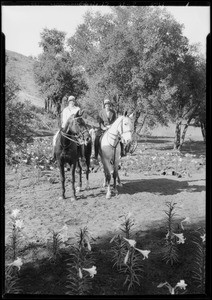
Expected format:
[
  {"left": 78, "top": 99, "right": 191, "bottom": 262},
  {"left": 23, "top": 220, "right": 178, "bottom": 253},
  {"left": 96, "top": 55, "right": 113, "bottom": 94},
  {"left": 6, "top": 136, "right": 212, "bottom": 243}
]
[
  {"left": 118, "top": 178, "right": 205, "bottom": 196},
  {"left": 137, "top": 137, "right": 173, "bottom": 144}
]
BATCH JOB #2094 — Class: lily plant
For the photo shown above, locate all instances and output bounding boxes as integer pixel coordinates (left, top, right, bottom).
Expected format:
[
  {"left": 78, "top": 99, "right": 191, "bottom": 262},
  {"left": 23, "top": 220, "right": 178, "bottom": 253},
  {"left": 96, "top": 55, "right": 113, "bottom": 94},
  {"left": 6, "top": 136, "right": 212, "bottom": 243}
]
[{"left": 157, "top": 280, "right": 187, "bottom": 294}]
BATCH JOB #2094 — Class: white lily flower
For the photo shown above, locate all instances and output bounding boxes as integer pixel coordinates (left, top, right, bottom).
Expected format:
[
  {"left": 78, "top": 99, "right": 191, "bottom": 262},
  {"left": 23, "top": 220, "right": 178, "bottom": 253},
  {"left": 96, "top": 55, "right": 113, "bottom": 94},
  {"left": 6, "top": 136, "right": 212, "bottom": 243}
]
[
  {"left": 15, "top": 219, "right": 24, "bottom": 229},
  {"left": 175, "top": 279, "right": 187, "bottom": 290},
  {"left": 157, "top": 282, "right": 173, "bottom": 294},
  {"left": 124, "top": 250, "right": 130, "bottom": 264},
  {"left": 157, "top": 282, "right": 169, "bottom": 288},
  {"left": 200, "top": 233, "right": 206, "bottom": 243},
  {"left": 79, "top": 268, "right": 83, "bottom": 279},
  {"left": 82, "top": 266, "right": 97, "bottom": 278},
  {"left": 135, "top": 248, "right": 151, "bottom": 260},
  {"left": 8, "top": 257, "right": 23, "bottom": 271},
  {"left": 180, "top": 217, "right": 191, "bottom": 230},
  {"left": 173, "top": 233, "right": 186, "bottom": 244},
  {"left": 11, "top": 209, "right": 20, "bottom": 219},
  {"left": 123, "top": 237, "right": 136, "bottom": 248}
]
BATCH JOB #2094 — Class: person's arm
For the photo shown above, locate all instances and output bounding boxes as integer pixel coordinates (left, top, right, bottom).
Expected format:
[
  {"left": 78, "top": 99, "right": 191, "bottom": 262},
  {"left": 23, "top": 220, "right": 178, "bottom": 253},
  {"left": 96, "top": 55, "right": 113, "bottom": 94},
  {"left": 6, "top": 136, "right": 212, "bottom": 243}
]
[
  {"left": 61, "top": 108, "right": 68, "bottom": 128},
  {"left": 98, "top": 111, "right": 105, "bottom": 130},
  {"left": 112, "top": 110, "right": 117, "bottom": 123}
]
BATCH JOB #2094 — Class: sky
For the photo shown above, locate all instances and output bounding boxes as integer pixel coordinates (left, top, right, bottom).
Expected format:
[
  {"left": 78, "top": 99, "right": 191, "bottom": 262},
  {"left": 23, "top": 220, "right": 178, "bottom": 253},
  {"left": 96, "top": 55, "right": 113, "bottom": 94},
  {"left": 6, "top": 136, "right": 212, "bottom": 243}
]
[{"left": 2, "top": 5, "right": 210, "bottom": 57}]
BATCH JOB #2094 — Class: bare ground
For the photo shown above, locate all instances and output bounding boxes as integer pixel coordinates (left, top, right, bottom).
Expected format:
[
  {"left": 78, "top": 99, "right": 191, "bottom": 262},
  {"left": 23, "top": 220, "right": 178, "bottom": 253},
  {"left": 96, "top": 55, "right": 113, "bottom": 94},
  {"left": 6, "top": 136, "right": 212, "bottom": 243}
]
[{"left": 5, "top": 139, "right": 205, "bottom": 260}]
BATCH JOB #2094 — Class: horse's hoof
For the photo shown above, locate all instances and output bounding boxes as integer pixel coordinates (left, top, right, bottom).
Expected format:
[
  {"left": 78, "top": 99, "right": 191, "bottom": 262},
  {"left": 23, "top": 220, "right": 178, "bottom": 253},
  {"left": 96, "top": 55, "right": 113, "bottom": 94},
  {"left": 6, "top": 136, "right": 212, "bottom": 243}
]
[
  {"left": 59, "top": 196, "right": 65, "bottom": 200},
  {"left": 70, "top": 197, "right": 76, "bottom": 202},
  {"left": 76, "top": 187, "right": 81, "bottom": 193},
  {"left": 106, "top": 193, "right": 111, "bottom": 199},
  {"left": 117, "top": 183, "right": 123, "bottom": 187}
]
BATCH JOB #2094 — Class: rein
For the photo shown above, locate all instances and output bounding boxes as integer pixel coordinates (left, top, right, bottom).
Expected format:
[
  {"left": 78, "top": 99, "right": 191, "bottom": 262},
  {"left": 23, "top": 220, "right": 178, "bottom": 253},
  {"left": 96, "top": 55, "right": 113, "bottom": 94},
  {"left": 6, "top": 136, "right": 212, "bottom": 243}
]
[
  {"left": 61, "top": 131, "right": 83, "bottom": 146},
  {"left": 106, "top": 117, "right": 132, "bottom": 148}
]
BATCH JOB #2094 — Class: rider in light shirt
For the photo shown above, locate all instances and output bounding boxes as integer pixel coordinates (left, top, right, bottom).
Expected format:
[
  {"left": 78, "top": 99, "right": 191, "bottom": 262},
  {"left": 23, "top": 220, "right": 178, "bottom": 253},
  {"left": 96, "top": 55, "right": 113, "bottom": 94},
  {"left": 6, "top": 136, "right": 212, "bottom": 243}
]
[
  {"left": 61, "top": 95, "right": 80, "bottom": 128},
  {"left": 50, "top": 95, "right": 81, "bottom": 162}
]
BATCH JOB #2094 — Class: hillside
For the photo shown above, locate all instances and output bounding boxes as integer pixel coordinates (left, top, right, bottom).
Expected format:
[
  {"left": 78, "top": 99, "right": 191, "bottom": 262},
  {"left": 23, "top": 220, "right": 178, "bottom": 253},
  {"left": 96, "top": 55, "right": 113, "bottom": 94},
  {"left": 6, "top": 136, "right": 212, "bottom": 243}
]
[{"left": 6, "top": 50, "right": 44, "bottom": 107}]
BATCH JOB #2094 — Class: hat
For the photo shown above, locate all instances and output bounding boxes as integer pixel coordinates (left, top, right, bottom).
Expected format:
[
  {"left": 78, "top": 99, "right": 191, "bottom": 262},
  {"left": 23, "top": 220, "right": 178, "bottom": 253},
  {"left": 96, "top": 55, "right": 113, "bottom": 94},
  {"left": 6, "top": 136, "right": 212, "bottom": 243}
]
[
  {"left": 68, "top": 95, "right": 75, "bottom": 102},
  {"left": 104, "top": 99, "right": 111, "bottom": 105}
]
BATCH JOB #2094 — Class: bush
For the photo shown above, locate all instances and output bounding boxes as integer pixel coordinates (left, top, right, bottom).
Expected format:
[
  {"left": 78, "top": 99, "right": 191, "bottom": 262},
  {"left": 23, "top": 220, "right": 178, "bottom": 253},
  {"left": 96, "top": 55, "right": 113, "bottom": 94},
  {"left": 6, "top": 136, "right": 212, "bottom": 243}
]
[{"left": 5, "top": 76, "right": 34, "bottom": 163}]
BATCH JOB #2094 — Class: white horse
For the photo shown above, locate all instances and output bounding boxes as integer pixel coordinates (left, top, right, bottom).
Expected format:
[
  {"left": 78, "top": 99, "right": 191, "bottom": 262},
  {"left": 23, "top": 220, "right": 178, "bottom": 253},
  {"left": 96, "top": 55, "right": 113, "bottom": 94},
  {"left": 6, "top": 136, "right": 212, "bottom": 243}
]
[{"left": 98, "top": 112, "right": 134, "bottom": 199}]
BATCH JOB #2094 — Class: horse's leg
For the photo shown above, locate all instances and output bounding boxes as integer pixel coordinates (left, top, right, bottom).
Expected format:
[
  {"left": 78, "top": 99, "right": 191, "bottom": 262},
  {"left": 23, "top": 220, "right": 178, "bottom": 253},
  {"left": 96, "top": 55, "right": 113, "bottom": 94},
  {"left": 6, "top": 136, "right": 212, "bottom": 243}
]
[
  {"left": 59, "top": 160, "right": 65, "bottom": 199},
  {"left": 76, "top": 159, "right": 82, "bottom": 193},
  {"left": 105, "top": 172, "right": 112, "bottom": 199},
  {"left": 85, "top": 143, "right": 92, "bottom": 190},
  {"left": 117, "top": 172, "right": 123, "bottom": 187},
  {"left": 85, "top": 157, "right": 90, "bottom": 190},
  {"left": 113, "top": 167, "right": 119, "bottom": 195},
  {"left": 70, "top": 163, "right": 77, "bottom": 202},
  {"left": 102, "top": 175, "right": 106, "bottom": 188}
]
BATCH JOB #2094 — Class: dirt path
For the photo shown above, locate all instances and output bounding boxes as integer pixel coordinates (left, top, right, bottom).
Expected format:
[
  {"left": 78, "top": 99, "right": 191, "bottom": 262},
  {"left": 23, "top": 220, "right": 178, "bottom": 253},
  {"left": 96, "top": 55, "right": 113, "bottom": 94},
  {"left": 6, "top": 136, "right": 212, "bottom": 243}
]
[{"left": 5, "top": 166, "right": 205, "bottom": 250}]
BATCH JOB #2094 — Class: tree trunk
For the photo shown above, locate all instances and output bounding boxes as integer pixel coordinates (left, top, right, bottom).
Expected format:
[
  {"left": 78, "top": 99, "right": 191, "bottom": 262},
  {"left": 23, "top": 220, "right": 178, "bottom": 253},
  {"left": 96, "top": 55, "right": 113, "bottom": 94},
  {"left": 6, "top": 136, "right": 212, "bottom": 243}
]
[
  {"left": 173, "top": 120, "right": 182, "bottom": 150},
  {"left": 133, "top": 110, "right": 141, "bottom": 132},
  {"left": 136, "top": 114, "right": 147, "bottom": 135},
  {"left": 200, "top": 122, "right": 206, "bottom": 143},
  {"left": 179, "top": 117, "right": 193, "bottom": 150}
]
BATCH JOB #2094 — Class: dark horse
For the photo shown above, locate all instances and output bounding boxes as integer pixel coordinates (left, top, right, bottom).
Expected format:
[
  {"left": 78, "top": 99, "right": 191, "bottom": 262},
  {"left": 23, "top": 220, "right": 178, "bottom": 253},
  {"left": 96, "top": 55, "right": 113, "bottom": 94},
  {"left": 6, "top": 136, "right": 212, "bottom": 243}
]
[{"left": 53, "top": 111, "right": 91, "bottom": 201}]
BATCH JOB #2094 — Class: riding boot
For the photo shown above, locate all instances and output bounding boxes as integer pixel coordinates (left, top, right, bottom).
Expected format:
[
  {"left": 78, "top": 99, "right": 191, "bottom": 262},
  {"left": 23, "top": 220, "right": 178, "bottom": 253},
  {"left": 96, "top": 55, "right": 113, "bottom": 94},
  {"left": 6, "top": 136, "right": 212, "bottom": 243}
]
[
  {"left": 92, "top": 137, "right": 100, "bottom": 165},
  {"left": 120, "top": 142, "right": 126, "bottom": 157}
]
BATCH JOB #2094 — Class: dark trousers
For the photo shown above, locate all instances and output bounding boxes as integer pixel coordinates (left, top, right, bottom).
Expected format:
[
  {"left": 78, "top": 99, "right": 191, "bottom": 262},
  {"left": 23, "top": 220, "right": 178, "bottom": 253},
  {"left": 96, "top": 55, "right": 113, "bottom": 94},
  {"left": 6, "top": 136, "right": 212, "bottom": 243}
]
[{"left": 94, "top": 129, "right": 103, "bottom": 159}]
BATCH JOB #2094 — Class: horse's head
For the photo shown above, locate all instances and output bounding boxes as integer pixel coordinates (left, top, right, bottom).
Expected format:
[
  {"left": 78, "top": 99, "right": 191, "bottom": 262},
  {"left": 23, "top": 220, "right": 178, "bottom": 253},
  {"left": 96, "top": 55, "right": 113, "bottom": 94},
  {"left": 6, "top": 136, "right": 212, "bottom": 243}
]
[
  {"left": 118, "top": 112, "right": 134, "bottom": 144},
  {"left": 64, "top": 110, "right": 91, "bottom": 145}
]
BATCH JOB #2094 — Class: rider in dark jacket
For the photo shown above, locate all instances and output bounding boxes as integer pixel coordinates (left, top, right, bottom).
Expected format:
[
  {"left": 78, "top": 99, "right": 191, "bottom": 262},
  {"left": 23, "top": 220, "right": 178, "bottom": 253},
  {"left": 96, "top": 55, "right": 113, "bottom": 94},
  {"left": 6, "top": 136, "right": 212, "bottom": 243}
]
[{"left": 92, "top": 99, "right": 125, "bottom": 164}]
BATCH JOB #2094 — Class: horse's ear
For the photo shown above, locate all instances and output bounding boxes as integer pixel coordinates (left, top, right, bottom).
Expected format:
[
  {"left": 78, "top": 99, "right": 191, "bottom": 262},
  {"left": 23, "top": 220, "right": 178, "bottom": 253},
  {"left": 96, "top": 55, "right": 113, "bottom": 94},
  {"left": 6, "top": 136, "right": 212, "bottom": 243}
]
[
  {"left": 75, "top": 109, "right": 84, "bottom": 118},
  {"left": 124, "top": 111, "right": 128, "bottom": 117},
  {"left": 79, "top": 109, "right": 84, "bottom": 116},
  {"left": 129, "top": 112, "right": 134, "bottom": 119}
]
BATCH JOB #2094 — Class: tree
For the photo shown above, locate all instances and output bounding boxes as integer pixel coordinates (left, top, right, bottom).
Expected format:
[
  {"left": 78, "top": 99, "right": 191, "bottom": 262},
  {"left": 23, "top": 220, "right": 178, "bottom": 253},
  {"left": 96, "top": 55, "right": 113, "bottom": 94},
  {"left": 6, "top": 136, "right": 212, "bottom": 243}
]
[
  {"left": 68, "top": 6, "right": 206, "bottom": 148},
  {"left": 67, "top": 7, "right": 188, "bottom": 117},
  {"left": 39, "top": 28, "right": 66, "bottom": 54},
  {"left": 168, "top": 49, "right": 206, "bottom": 149},
  {"left": 5, "top": 76, "right": 34, "bottom": 163},
  {"left": 34, "top": 29, "right": 88, "bottom": 114}
]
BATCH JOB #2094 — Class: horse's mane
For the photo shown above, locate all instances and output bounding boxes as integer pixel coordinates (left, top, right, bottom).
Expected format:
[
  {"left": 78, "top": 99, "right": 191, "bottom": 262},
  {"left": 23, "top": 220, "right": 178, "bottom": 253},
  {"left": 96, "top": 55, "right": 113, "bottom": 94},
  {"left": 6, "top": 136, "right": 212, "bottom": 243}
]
[
  {"left": 111, "top": 115, "right": 124, "bottom": 127},
  {"left": 108, "top": 115, "right": 125, "bottom": 131}
]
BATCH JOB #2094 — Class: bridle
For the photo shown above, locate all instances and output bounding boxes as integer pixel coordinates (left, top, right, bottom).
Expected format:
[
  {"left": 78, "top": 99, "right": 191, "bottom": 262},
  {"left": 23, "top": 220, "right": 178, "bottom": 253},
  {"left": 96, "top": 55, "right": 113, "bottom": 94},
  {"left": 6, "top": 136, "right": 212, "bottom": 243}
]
[
  {"left": 106, "top": 117, "right": 133, "bottom": 148},
  {"left": 60, "top": 117, "right": 91, "bottom": 148}
]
